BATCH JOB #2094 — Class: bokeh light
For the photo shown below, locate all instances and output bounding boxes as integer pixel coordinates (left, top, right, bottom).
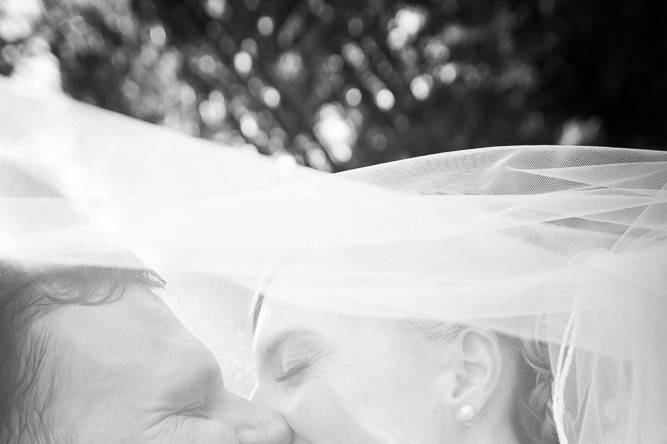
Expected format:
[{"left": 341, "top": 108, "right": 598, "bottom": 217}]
[
  {"left": 240, "top": 113, "right": 259, "bottom": 138},
  {"left": 257, "top": 16, "right": 274, "bottom": 36},
  {"left": 199, "top": 90, "right": 227, "bottom": 127},
  {"left": 262, "top": 86, "right": 280, "bottom": 108},
  {"left": 410, "top": 74, "right": 433, "bottom": 100},
  {"left": 436, "top": 63, "right": 458, "bottom": 84},
  {"left": 276, "top": 51, "right": 303, "bottom": 82},
  {"left": 375, "top": 89, "right": 395, "bottom": 111},
  {"left": 315, "top": 103, "right": 356, "bottom": 163},
  {"left": 149, "top": 25, "right": 166, "bottom": 47},
  {"left": 233, "top": 51, "right": 253, "bottom": 75},
  {"left": 4, "top": 0, "right": 663, "bottom": 171},
  {"left": 204, "top": 0, "right": 226, "bottom": 19},
  {"left": 387, "top": 6, "right": 427, "bottom": 50},
  {"left": 345, "top": 87, "right": 362, "bottom": 107}
]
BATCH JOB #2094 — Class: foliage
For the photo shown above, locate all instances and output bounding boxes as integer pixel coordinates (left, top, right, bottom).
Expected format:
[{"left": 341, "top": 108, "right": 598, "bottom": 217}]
[{"left": 2, "top": 0, "right": 666, "bottom": 170}]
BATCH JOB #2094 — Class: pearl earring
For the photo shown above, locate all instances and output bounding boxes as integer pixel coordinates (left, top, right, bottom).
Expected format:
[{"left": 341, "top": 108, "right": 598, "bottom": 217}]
[{"left": 456, "top": 404, "right": 475, "bottom": 426}]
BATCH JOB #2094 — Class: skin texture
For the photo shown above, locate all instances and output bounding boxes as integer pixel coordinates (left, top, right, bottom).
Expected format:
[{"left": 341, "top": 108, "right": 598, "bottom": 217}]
[
  {"left": 32, "top": 284, "right": 291, "bottom": 444},
  {"left": 251, "top": 298, "right": 453, "bottom": 444},
  {"left": 252, "top": 298, "right": 521, "bottom": 444}
]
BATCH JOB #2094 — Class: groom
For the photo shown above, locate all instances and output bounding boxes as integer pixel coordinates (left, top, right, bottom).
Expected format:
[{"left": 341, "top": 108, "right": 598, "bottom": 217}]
[{"left": 0, "top": 264, "right": 291, "bottom": 444}]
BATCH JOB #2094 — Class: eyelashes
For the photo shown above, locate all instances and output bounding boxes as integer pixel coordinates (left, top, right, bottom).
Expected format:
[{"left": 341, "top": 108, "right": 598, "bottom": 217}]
[
  {"left": 274, "top": 359, "right": 311, "bottom": 384},
  {"left": 270, "top": 339, "right": 332, "bottom": 385}
]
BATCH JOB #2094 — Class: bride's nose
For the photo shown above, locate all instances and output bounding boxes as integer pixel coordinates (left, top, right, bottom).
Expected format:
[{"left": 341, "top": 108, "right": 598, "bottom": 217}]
[{"left": 220, "top": 390, "right": 292, "bottom": 444}]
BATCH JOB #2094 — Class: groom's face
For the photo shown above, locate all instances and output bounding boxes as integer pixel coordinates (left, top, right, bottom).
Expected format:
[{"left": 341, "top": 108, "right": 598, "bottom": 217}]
[{"left": 32, "top": 284, "right": 291, "bottom": 444}]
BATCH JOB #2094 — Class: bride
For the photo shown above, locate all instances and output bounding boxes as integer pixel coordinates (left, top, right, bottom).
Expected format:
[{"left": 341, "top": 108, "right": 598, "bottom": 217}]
[
  {"left": 247, "top": 147, "right": 667, "bottom": 444},
  {"left": 251, "top": 294, "right": 555, "bottom": 444},
  {"left": 2, "top": 82, "right": 666, "bottom": 444}
]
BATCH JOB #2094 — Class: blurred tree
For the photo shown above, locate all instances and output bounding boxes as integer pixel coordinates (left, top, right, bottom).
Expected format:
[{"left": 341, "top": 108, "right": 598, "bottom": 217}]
[{"left": 2, "top": 0, "right": 666, "bottom": 170}]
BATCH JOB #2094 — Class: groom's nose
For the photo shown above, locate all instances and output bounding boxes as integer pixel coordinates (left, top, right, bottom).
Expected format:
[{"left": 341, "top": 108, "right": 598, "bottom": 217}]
[{"left": 220, "top": 390, "right": 292, "bottom": 444}]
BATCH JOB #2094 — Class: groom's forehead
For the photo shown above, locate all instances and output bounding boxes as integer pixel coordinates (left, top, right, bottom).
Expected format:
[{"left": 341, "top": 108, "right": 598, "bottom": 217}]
[
  {"left": 37, "top": 285, "right": 206, "bottom": 371},
  {"left": 33, "top": 284, "right": 223, "bottom": 410}
]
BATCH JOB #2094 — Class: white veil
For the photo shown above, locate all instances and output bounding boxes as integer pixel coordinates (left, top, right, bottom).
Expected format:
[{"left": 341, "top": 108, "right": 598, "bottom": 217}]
[{"left": 1, "top": 79, "right": 666, "bottom": 443}]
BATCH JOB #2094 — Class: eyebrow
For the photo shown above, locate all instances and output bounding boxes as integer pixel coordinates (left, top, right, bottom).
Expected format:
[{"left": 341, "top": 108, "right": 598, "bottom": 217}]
[{"left": 257, "top": 328, "right": 320, "bottom": 362}]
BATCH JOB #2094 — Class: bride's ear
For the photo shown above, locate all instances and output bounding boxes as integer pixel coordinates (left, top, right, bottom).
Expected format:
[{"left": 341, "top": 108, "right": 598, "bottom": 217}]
[{"left": 442, "top": 329, "right": 504, "bottom": 424}]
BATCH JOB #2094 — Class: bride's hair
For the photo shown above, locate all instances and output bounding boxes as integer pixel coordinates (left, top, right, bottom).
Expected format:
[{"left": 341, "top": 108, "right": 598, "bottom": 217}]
[
  {"left": 510, "top": 337, "right": 558, "bottom": 444},
  {"left": 409, "top": 322, "right": 558, "bottom": 444}
]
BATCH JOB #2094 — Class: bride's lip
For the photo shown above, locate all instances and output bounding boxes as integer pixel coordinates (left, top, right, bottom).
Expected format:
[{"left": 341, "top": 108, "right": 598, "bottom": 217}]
[{"left": 221, "top": 391, "right": 293, "bottom": 444}]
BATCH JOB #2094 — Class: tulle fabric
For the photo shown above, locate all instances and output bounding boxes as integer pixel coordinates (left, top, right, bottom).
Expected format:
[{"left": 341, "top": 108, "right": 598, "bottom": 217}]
[{"left": 1, "top": 79, "right": 666, "bottom": 443}]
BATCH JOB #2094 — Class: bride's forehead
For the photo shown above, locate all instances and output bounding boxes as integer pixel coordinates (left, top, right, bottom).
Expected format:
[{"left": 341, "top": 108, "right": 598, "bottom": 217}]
[
  {"left": 255, "top": 298, "right": 361, "bottom": 346},
  {"left": 257, "top": 297, "right": 336, "bottom": 330},
  {"left": 255, "top": 297, "right": 398, "bottom": 342}
]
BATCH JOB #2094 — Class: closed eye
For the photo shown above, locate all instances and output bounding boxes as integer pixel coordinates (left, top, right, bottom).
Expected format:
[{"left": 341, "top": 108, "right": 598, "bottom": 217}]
[
  {"left": 256, "top": 328, "right": 331, "bottom": 386},
  {"left": 161, "top": 350, "right": 223, "bottom": 418},
  {"left": 183, "top": 401, "right": 212, "bottom": 418},
  {"left": 274, "top": 360, "right": 311, "bottom": 383}
]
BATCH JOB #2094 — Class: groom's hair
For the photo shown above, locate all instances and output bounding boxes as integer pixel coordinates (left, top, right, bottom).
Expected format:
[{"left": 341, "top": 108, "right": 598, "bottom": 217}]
[{"left": 0, "top": 263, "right": 163, "bottom": 444}]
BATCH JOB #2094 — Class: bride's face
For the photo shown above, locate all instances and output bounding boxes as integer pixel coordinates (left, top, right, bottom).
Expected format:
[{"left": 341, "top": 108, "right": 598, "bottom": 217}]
[{"left": 252, "top": 297, "right": 453, "bottom": 444}]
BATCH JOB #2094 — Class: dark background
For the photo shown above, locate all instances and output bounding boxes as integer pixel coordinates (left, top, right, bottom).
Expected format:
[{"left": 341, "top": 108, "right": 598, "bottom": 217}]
[{"left": 2, "top": 0, "right": 666, "bottom": 171}]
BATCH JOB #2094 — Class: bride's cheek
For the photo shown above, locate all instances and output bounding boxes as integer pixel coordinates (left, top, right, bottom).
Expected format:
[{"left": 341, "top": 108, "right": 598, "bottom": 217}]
[
  {"left": 280, "top": 382, "right": 337, "bottom": 440},
  {"left": 282, "top": 380, "right": 363, "bottom": 443}
]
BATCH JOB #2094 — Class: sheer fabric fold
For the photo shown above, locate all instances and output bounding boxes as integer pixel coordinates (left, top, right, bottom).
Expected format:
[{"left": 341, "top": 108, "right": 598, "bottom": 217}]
[{"left": 1, "top": 80, "right": 666, "bottom": 443}]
